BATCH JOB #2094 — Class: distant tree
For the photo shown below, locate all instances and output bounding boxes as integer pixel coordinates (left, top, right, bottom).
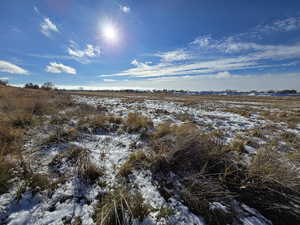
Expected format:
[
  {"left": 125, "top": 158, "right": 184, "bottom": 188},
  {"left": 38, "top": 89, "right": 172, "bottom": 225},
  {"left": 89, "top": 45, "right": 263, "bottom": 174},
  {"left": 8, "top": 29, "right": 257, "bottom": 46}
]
[
  {"left": 277, "top": 89, "right": 297, "bottom": 94},
  {"left": 24, "top": 83, "right": 40, "bottom": 89},
  {"left": 0, "top": 79, "right": 8, "bottom": 86},
  {"left": 41, "top": 82, "right": 54, "bottom": 90}
]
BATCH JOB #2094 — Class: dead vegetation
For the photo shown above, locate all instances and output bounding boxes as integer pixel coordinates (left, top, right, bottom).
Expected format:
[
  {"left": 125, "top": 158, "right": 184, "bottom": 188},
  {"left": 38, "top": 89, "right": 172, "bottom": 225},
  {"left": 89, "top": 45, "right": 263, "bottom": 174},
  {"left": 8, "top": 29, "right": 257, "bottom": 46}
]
[
  {"left": 125, "top": 112, "right": 153, "bottom": 133},
  {"left": 78, "top": 115, "right": 122, "bottom": 133},
  {"left": 145, "top": 121, "right": 300, "bottom": 225},
  {"left": 94, "top": 188, "right": 151, "bottom": 225},
  {"left": 0, "top": 86, "right": 74, "bottom": 194},
  {"left": 118, "top": 151, "right": 151, "bottom": 178}
]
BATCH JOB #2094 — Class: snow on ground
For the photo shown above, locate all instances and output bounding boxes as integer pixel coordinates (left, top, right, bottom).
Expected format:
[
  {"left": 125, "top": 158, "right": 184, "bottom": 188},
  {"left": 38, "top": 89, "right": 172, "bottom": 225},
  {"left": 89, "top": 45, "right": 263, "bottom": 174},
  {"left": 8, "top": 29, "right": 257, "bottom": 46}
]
[{"left": 1, "top": 94, "right": 299, "bottom": 225}]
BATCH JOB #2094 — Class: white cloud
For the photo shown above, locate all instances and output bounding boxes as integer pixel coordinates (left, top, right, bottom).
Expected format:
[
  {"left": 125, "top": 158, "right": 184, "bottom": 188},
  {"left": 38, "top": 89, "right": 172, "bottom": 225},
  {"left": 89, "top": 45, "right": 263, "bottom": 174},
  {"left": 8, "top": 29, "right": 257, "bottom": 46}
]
[
  {"left": 120, "top": 6, "right": 130, "bottom": 13},
  {"left": 153, "top": 49, "right": 192, "bottom": 62},
  {"left": 98, "top": 40, "right": 300, "bottom": 79},
  {"left": 258, "top": 17, "right": 300, "bottom": 33},
  {"left": 67, "top": 41, "right": 101, "bottom": 63},
  {"left": 33, "top": 6, "right": 40, "bottom": 14},
  {"left": 40, "top": 18, "right": 59, "bottom": 37},
  {"left": 215, "top": 71, "right": 231, "bottom": 79},
  {"left": 99, "top": 56, "right": 259, "bottom": 78},
  {"left": 191, "top": 36, "right": 211, "bottom": 47},
  {"left": 45, "top": 62, "right": 76, "bottom": 75},
  {"left": 103, "top": 79, "right": 116, "bottom": 82},
  {"left": 0, "top": 77, "right": 9, "bottom": 80},
  {"left": 0, "top": 60, "right": 29, "bottom": 74}
]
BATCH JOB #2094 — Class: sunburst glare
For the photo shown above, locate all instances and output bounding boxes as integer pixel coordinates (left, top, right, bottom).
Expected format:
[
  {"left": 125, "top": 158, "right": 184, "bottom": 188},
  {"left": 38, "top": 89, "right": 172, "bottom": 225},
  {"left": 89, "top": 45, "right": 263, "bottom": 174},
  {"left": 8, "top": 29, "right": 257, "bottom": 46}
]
[{"left": 102, "top": 23, "right": 119, "bottom": 44}]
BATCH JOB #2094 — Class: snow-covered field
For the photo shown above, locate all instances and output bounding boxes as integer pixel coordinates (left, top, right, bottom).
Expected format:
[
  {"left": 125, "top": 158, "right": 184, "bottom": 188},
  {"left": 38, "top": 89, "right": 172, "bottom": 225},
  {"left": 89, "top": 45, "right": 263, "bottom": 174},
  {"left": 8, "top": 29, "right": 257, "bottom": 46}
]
[{"left": 1, "top": 94, "right": 299, "bottom": 225}]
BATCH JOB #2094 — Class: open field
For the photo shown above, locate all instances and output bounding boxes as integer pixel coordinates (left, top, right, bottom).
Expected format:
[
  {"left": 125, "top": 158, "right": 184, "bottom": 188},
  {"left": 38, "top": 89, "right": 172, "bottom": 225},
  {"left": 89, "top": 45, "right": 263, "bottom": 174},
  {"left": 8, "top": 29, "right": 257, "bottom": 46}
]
[{"left": 1, "top": 85, "right": 300, "bottom": 225}]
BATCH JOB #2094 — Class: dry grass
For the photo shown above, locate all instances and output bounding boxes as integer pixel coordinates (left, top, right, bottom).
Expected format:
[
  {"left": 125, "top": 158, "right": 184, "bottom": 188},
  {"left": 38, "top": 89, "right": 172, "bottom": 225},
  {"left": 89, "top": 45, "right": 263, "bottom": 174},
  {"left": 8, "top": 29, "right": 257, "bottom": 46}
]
[
  {"left": 229, "top": 138, "right": 246, "bottom": 153},
  {"left": 0, "top": 157, "right": 16, "bottom": 194},
  {"left": 94, "top": 188, "right": 150, "bottom": 225},
  {"left": 44, "top": 127, "right": 80, "bottom": 145},
  {"left": 125, "top": 112, "right": 153, "bottom": 133},
  {"left": 76, "top": 147, "right": 104, "bottom": 184},
  {"left": 78, "top": 115, "right": 122, "bottom": 133},
  {"left": 181, "top": 177, "right": 235, "bottom": 225},
  {"left": 150, "top": 122, "right": 228, "bottom": 175},
  {"left": 224, "top": 108, "right": 252, "bottom": 117},
  {"left": 0, "top": 86, "right": 77, "bottom": 194},
  {"left": 260, "top": 110, "right": 300, "bottom": 128},
  {"left": 248, "top": 148, "right": 300, "bottom": 190},
  {"left": 118, "top": 151, "right": 151, "bottom": 178}
]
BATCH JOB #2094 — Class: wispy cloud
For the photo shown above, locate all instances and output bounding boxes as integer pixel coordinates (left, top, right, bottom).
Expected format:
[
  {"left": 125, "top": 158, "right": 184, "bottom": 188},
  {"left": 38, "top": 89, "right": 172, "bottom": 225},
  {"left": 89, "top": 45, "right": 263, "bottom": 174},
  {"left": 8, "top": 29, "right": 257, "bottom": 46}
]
[
  {"left": 40, "top": 18, "right": 59, "bottom": 37},
  {"left": 33, "top": 6, "right": 40, "bottom": 14},
  {"left": 120, "top": 5, "right": 130, "bottom": 13},
  {"left": 45, "top": 62, "right": 76, "bottom": 74},
  {"left": 98, "top": 38, "right": 300, "bottom": 80},
  {"left": 74, "top": 72, "right": 300, "bottom": 91},
  {"left": 67, "top": 41, "right": 101, "bottom": 63},
  {"left": 103, "top": 79, "right": 116, "bottom": 82},
  {"left": 0, "top": 60, "right": 29, "bottom": 74},
  {"left": 153, "top": 49, "right": 193, "bottom": 62},
  {"left": 257, "top": 16, "right": 300, "bottom": 33}
]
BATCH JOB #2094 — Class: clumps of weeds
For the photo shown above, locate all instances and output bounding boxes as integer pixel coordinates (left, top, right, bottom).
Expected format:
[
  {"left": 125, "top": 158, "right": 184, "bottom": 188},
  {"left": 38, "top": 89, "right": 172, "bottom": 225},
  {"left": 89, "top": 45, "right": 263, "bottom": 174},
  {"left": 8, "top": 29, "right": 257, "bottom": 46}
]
[
  {"left": 27, "top": 173, "right": 51, "bottom": 193},
  {"left": 94, "top": 188, "right": 151, "bottom": 225},
  {"left": 150, "top": 122, "right": 228, "bottom": 175},
  {"left": 149, "top": 121, "right": 300, "bottom": 225},
  {"left": 0, "top": 157, "right": 16, "bottom": 194},
  {"left": 224, "top": 108, "right": 252, "bottom": 117},
  {"left": 44, "top": 127, "right": 80, "bottom": 145},
  {"left": 77, "top": 148, "right": 104, "bottom": 184},
  {"left": 152, "top": 121, "right": 173, "bottom": 139},
  {"left": 181, "top": 177, "right": 235, "bottom": 225},
  {"left": 156, "top": 206, "right": 175, "bottom": 220},
  {"left": 49, "top": 146, "right": 87, "bottom": 170},
  {"left": 49, "top": 114, "right": 70, "bottom": 125},
  {"left": 288, "top": 148, "right": 300, "bottom": 164},
  {"left": 78, "top": 115, "right": 122, "bottom": 133},
  {"left": 125, "top": 112, "right": 153, "bottom": 133},
  {"left": 9, "top": 111, "right": 35, "bottom": 128},
  {"left": 248, "top": 147, "right": 300, "bottom": 190},
  {"left": 15, "top": 172, "right": 52, "bottom": 198},
  {"left": 228, "top": 138, "right": 246, "bottom": 153},
  {"left": 249, "top": 127, "right": 265, "bottom": 138},
  {"left": 118, "top": 151, "right": 152, "bottom": 178},
  {"left": 175, "top": 112, "right": 194, "bottom": 122},
  {"left": 260, "top": 110, "right": 300, "bottom": 128},
  {"left": 281, "top": 131, "right": 298, "bottom": 143},
  {"left": 0, "top": 122, "right": 24, "bottom": 154}
]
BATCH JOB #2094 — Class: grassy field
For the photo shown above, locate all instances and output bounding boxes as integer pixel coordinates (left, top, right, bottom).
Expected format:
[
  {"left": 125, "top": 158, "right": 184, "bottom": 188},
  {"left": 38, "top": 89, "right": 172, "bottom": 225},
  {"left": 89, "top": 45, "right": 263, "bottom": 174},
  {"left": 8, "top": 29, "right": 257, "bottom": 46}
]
[{"left": 0, "top": 85, "right": 300, "bottom": 225}]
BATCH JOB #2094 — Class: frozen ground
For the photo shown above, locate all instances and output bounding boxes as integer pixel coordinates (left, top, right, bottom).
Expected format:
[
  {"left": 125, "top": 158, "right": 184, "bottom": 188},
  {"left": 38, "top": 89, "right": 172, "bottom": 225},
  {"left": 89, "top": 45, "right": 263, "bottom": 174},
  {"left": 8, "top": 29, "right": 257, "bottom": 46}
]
[{"left": 1, "top": 94, "right": 299, "bottom": 225}]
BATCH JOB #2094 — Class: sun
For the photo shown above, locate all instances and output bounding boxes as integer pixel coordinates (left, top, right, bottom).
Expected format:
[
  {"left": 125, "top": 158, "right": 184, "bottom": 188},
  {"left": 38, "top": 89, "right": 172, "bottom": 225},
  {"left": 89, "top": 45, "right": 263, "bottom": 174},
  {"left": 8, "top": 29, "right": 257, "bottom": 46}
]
[{"left": 102, "top": 23, "right": 119, "bottom": 43}]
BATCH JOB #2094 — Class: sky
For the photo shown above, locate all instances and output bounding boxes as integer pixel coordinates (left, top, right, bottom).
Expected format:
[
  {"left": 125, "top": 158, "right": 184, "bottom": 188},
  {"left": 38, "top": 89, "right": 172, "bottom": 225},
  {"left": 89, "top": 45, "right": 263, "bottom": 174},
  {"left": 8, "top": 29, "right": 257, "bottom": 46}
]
[{"left": 1, "top": 0, "right": 300, "bottom": 91}]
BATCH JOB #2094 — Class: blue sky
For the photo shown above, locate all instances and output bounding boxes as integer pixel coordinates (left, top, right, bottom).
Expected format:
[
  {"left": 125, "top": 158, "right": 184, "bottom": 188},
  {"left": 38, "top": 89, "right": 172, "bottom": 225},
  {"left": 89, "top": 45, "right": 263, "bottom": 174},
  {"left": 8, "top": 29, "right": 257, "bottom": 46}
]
[{"left": 1, "top": 0, "right": 300, "bottom": 91}]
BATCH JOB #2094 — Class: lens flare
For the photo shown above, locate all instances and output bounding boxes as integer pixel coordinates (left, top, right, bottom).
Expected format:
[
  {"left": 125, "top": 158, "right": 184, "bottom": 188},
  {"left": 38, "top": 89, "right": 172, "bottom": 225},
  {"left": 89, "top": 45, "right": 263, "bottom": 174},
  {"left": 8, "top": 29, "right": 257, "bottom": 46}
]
[{"left": 102, "top": 23, "right": 119, "bottom": 43}]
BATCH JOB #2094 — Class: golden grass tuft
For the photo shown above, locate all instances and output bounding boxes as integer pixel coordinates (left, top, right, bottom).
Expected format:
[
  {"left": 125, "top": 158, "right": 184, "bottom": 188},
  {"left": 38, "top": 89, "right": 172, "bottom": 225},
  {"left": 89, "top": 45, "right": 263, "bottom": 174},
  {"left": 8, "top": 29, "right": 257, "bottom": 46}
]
[
  {"left": 94, "top": 188, "right": 150, "bottom": 225},
  {"left": 118, "top": 151, "right": 151, "bottom": 178},
  {"left": 125, "top": 112, "right": 153, "bottom": 133},
  {"left": 249, "top": 148, "right": 300, "bottom": 190}
]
